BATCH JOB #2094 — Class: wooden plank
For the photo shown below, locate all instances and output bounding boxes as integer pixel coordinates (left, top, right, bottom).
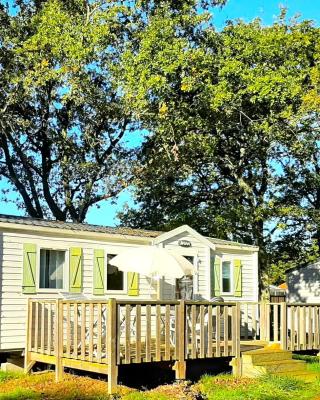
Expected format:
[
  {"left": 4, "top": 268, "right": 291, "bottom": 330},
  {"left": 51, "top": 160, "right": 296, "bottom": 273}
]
[
  {"left": 40, "top": 302, "right": 45, "bottom": 354},
  {"left": 297, "top": 306, "right": 302, "bottom": 350},
  {"left": 81, "top": 303, "right": 86, "bottom": 361},
  {"left": 56, "top": 300, "right": 64, "bottom": 381},
  {"left": 174, "top": 304, "right": 179, "bottom": 360},
  {"left": 48, "top": 303, "right": 52, "bottom": 356},
  {"left": 233, "top": 303, "right": 241, "bottom": 376},
  {"left": 185, "top": 305, "right": 190, "bottom": 359},
  {"left": 34, "top": 302, "right": 39, "bottom": 352},
  {"left": 259, "top": 303, "right": 265, "bottom": 341},
  {"left": 165, "top": 305, "right": 171, "bottom": 360},
  {"left": 66, "top": 303, "right": 71, "bottom": 358},
  {"left": 216, "top": 305, "right": 221, "bottom": 357},
  {"left": 89, "top": 303, "right": 94, "bottom": 363},
  {"left": 116, "top": 300, "right": 180, "bottom": 306},
  {"left": 73, "top": 303, "right": 78, "bottom": 359},
  {"left": 97, "top": 303, "right": 102, "bottom": 364},
  {"left": 280, "top": 302, "right": 287, "bottom": 350},
  {"left": 289, "top": 306, "right": 295, "bottom": 351},
  {"left": 301, "top": 306, "right": 306, "bottom": 350},
  {"left": 223, "top": 306, "right": 228, "bottom": 357},
  {"left": 104, "top": 304, "right": 108, "bottom": 364},
  {"left": 116, "top": 305, "right": 121, "bottom": 365},
  {"left": 312, "top": 306, "right": 316, "bottom": 349},
  {"left": 125, "top": 305, "right": 131, "bottom": 364},
  {"left": 265, "top": 303, "right": 270, "bottom": 342},
  {"left": 24, "top": 299, "right": 32, "bottom": 372},
  {"left": 286, "top": 305, "right": 290, "bottom": 350},
  {"left": 199, "top": 305, "right": 205, "bottom": 359},
  {"left": 155, "top": 304, "right": 161, "bottom": 361},
  {"left": 234, "top": 303, "right": 241, "bottom": 358},
  {"left": 30, "top": 352, "right": 56, "bottom": 365},
  {"left": 135, "top": 305, "right": 141, "bottom": 363},
  {"left": 274, "top": 304, "right": 279, "bottom": 342},
  {"left": 146, "top": 305, "right": 151, "bottom": 362},
  {"left": 308, "top": 307, "right": 313, "bottom": 350},
  {"left": 207, "top": 305, "right": 213, "bottom": 358},
  {"left": 191, "top": 305, "right": 197, "bottom": 359},
  {"left": 175, "top": 300, "right": 186, "bottom": 380},
  {"left": 232, "top": 305, "right": 236, "bottom": 356},
  {"left": 252, "top": 303, "right": 257, "bottom": 340},
  {"left": 63, "top": 358, "right": 108, "bottom": 375},
  {"left": 315, "top": 307, "right": 319, "bottom": 348},
  {"left": 107, "top": 299, "right": 118, "bottom": 394},
  {"left": 244, "top": 303, "right": 249, "bottom": 340}
]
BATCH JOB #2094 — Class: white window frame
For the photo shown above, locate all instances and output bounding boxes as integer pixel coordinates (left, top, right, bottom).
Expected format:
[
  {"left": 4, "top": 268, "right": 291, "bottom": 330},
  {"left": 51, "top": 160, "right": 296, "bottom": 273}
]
[
  {"left": 221, "top": 257, "right": 234, "bottom": 296},
  {"left": 36, "top": 247, "right": 69, "bottom": 293},
  {"left": 105, "top": 251, "right": 127, "bottom": 295}
]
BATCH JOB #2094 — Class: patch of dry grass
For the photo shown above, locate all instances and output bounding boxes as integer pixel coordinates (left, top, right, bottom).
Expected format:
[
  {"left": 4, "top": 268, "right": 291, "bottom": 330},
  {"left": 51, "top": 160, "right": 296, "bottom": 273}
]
[{"left": 0, "top": 372, "right": 132, "bottom": 399}]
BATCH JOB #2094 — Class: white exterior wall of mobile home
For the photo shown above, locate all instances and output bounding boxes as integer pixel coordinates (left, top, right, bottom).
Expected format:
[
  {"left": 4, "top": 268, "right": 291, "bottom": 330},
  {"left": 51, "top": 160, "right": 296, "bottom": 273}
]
[
  {"left": 0, "top": 229, "right": 158, "bottom": 351},
  {"left": 286, "top": 262, "right": 320, "bottom": 303}
]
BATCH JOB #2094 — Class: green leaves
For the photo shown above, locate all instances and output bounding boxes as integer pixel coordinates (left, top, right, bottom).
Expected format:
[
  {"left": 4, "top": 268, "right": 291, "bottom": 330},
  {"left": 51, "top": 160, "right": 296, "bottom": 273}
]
[
  {"left": 119, "top": 13, "right": 320, "bottom": 282},
  {"left": 0, "top": 0, "right": 136, "bottom": 222}
]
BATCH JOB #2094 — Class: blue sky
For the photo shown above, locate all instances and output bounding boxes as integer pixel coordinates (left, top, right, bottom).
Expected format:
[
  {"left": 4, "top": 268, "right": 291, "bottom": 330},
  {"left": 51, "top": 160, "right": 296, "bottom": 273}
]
[
  {"left": 1, "top": 0, "right": 319, "bottom": 226},
  {"left": 213, "top": 0, "right": 319, "bottom": 27}
]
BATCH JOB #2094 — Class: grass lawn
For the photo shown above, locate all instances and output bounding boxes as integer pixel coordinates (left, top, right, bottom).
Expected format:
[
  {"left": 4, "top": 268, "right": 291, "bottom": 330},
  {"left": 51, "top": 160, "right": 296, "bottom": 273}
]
[
  {"left": 0, "top": 366, "right": 320, "bottom": 400},
  {"left": 197, "top": 373, "right": 320, "bottom": 400}
]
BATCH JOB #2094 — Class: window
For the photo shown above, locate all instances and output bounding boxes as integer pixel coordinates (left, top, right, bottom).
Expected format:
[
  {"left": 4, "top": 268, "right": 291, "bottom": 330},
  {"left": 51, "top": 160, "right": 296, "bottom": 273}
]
[
  {"left": 107, "top": 254, "right": 124, "bottom": 291},
  {"left": 39, "top": 249, "right": 65, "bottom": 289},
  {"left": 222, "top": 261, "right": 231, "bottom": 293},
  {"left": 184, "top": 255, "right": 194, "bottom": 265}
]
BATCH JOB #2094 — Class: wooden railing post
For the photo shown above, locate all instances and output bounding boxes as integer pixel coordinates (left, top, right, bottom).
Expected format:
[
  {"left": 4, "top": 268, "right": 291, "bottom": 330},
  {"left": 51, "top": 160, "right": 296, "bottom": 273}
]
[
  {"left": 232, "top": 303, "right": 241, "bottom": 376},
  {"left": 107, "top": 298, "right": 118, "bottom": 394},
  {"left": 55, "top": 299, "right": 64, "bottom": 381},
  {"left": 174, "top": 300, "right": 186, "bottom": 380},
  {"left": 280, "top": 302, "right": 287, "bottom": 350},
  {"left": 260, "top": 302, "right": 269, "bottom": 341},
  {"left": 24, "top": 299, "right": 35, "bottom": 373}
]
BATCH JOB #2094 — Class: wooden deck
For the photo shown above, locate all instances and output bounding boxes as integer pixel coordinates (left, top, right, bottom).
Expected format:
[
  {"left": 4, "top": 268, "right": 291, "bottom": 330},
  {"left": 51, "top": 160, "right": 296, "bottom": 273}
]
[{"left": 25, "top": 299, "right": 320, "bottom": 394}]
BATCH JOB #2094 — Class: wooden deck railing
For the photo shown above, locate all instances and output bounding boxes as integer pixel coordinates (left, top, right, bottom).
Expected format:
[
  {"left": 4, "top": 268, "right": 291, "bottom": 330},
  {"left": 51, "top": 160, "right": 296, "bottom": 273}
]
[
  {"left": 25, "top": 300, "right": 320, "bottom": 394},
  {"left": 25, "top": 299, "right": 242, "bottom": 392},
  {"left": 285, "top": 304, "right": 320, "bottom": 351}
]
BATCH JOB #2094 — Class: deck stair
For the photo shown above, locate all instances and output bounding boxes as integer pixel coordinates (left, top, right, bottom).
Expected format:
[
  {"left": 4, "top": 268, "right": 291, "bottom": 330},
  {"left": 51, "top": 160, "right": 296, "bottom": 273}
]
[{"left": 240, "top": 345, "right": 319, "bottom": 382}]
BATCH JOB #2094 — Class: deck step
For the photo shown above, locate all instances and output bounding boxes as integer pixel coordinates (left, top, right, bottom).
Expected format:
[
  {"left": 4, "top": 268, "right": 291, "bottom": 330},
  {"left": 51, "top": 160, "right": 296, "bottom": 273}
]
[
  {"left": 240, "top": 346, "right": 320, "bottom": 381},
  {"left": 242, "top": 349, "right": 292, "bottom": 363},
  {"left": 242, "top": 360, "right": 307, "bottom": 375}
]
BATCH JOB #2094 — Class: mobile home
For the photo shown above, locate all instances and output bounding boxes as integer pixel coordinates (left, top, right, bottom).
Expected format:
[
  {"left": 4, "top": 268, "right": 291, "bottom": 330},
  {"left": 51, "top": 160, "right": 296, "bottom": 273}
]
[{"left": 0, "top": 214, "right": 259, "bottom": 354}]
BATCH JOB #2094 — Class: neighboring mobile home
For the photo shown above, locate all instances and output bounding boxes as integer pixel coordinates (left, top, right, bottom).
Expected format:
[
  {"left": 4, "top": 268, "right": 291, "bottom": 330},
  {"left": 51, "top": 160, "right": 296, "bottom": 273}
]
[
  {"left": 286, "top": 260, "right": 320, "bottom": 303},
  {"left": 0, "top": 214, "right": 259, "bottom": 354}
]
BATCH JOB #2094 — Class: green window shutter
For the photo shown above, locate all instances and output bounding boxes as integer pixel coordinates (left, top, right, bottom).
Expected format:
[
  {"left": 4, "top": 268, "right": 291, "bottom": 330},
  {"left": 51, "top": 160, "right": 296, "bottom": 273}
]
[
  {"left": 93, "top": 249, "right": 105, "bottom": 295},
  {"left": 127, "top": 272, "right": 139, "bottom": 296},
  {"left": 233, "top": 259, "right": 242, "bottom": 297},
  {"left": 22, "top": 243, "right": 37, "bottom": 294},
  {"left": 211, "top": 256, "right": 221, "bottom": 297},
  {"left": 69, "top": 247, "right": 82, "bottom": 293}
]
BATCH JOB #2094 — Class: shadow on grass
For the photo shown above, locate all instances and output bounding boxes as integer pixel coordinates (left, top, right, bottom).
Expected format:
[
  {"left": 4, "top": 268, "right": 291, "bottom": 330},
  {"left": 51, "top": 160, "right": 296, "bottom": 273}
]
[{"left": 117, "top": 357, "right": 232, "bottom": 389}]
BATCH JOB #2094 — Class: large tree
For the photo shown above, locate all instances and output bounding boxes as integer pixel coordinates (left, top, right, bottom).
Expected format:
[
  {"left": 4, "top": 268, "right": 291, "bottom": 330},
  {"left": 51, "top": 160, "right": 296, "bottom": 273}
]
[
  {"left": 119, "top": 15, "right": 320, "bottom": 281},
  {"left": 0, "top": 0, "right": 227, "bottom": 222},
  {"left": 0, "top": 0, "right": 137, "bottom": 222}
]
